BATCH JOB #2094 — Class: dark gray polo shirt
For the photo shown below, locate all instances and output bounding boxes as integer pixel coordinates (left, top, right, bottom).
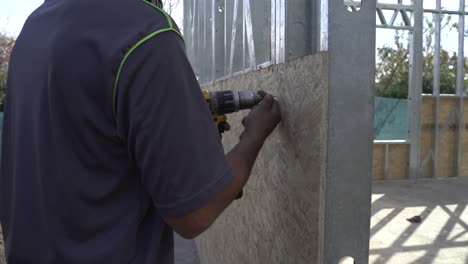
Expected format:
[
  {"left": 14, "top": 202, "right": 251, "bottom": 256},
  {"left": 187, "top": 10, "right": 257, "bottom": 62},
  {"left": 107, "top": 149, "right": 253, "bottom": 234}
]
[{"left": 0, "top": 0, "right": 233, "bottom": 263}]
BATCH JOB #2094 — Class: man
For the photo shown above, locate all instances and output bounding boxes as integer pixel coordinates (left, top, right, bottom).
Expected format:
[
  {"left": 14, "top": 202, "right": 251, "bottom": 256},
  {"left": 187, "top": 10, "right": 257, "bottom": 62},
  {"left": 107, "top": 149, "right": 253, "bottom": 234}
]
[{"left": 0, "top": 0, "right": 281, "bottom": 263}]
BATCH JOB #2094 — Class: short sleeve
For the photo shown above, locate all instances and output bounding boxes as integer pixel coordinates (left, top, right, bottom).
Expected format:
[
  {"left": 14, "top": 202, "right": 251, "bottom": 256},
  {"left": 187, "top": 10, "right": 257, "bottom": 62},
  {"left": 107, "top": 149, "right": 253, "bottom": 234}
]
[{"left": 115, "top": 31, "right": 234, "bottom": 217}]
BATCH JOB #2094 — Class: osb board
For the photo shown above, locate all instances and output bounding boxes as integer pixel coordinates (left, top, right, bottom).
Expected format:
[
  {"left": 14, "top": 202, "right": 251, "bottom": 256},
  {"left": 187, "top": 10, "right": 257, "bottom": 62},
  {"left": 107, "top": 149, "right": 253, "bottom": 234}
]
[
  {"left": 439, "top": 96, "right": 458, "bottom": 122},
  {"left": 421, "top": 96, "right": 435, "bottom": 124},
  {"left": 461, "top": 130, "right": 468, "bottom": 176},
  {"left": 463, "top": 98, "right": 468, "bottom": 123},
  {"left": 373, "top": 144, "right": 385, "bottom": 180},
  {"left": 387, "top": 144, "right": 409, "bottom": 180},
  {"left": 420, "top": 96, "right": 458, "bottom": 178},
  {"left": 420, "top": 128, "right": 434, "bottom": 178},
  {"left": 462, "top": 98, "right": 468, "bottom": 176},
  {"left": 437, "top": 130, "right": 457, "bottom": 177},
  {"left": 196, "top": 53, "right": 329, "bottom": 264},
  {"left": 421, "top": 97, "right": 435, "bottom": 177},
  {"left": 375, "top": 96, "right": 468, "bottom": 180},
  {"left": 436, "top": 97, "right": 457, "bottom": 177}
]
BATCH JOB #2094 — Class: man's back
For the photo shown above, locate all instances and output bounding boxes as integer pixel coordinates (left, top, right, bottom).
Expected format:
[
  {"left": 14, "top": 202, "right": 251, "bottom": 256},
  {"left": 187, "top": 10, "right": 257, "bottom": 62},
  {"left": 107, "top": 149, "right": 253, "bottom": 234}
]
[{"left": 0, "top": 0, "right": 236, "bottom": 263}]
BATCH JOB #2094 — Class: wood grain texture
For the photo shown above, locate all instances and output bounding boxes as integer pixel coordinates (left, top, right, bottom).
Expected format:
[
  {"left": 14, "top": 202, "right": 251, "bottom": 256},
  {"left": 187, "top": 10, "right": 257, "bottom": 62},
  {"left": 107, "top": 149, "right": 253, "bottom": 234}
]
[
  {"left": 420, "top": 96, "right": 435, "bottom": 178},
  {"left": 196, "top": 53, "right": 329, "bottom": 264},
  {"left": 436, "top": 97, "right": 457, "bottom": 177},
  {"left": 461, "top": 98, "right": 468, "bottom": 176},
  {"left": 373, "top": 145, "right": 385, "bottom": 180},
  {"left": 385, "top": 96, "right": 466, "bottom": 179},
  {"left": 387, "top": 144, "right": 409, "bottom": 180}
]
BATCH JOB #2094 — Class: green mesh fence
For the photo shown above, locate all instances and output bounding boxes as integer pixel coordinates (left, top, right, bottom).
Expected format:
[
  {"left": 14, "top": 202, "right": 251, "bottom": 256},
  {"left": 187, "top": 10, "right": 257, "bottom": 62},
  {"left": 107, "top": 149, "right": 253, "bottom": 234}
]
[
  {"left": 0, "top": 98, "right": 405, "bottom": 147},
  {"left": 374, "top": 96, "right": 408, "bottom": 140}
]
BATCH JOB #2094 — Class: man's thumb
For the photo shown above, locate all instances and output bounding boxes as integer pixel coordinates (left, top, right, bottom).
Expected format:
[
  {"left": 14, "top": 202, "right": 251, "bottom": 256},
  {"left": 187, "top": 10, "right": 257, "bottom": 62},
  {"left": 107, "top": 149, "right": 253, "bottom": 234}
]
[{"left": 260, "top": 94, "right": 274, "bottom": 108}]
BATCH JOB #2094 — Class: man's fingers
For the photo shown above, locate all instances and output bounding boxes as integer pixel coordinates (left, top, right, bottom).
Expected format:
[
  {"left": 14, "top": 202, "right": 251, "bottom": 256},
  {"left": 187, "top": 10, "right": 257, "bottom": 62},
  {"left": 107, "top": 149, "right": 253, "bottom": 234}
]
[
  {"left": 271, "top": 101, "right": 282, "bottom": 122},
  {"left": 260, "top": 94, "right": 274, "bottom": 109},
  {"left": 242, "top": 116, "right": 248, "bottom": 127},
  {"left": 222, "top": 122, "right": 231, "bottom": 131},
  {"left": 271, "top": 100, "right": 281, "bottom": 115},
  {"left": 258, "top": 90, "right": 276, "bottom": 109},
  {"left": 257, "top": 90, "right": 267, "bottom": 98}
]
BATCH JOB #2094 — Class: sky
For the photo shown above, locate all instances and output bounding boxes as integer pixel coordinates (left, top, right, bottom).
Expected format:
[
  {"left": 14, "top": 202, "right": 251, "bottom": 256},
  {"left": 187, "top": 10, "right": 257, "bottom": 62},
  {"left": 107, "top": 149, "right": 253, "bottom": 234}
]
[
  {"left": 0, "top": 0, "right": 464, "bottom": 53},
  {"left": 0, "top": 0, "right": 183, "bottom": 37},
  {"left": 376, "top": 0, "right": 465, "bottom": 53},
  {"left": 0, "top": 0, "right": 43, "bottom": 36}
]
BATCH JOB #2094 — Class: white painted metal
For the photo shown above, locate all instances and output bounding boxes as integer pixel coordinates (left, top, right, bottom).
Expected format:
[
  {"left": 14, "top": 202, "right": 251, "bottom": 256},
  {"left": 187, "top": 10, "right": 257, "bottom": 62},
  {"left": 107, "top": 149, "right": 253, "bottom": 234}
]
[
  {"left": 408, "top": 0, "right": 423, "bottom": 179},
  {"left": 322, "top": 0, "right": 375, "bottom": 262},
  {"left": 456, "top": 0, "right": 465, "bottom": 177},
  {"left": 365, "top": 0, "right": 468, "bottom": 179},
  {"left": 432, "top": 0, "right": 441, "bottom": 177}
]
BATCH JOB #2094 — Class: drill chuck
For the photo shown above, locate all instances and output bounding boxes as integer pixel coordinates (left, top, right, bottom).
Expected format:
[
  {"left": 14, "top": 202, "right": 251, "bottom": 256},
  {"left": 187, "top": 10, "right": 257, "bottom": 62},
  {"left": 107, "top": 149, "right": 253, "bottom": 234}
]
[
  {"left": 237, "top": 91, "right": 262, "bottom": 110},
  {"left": 207, "top": 90, "right": 261, "bottom": 115}
]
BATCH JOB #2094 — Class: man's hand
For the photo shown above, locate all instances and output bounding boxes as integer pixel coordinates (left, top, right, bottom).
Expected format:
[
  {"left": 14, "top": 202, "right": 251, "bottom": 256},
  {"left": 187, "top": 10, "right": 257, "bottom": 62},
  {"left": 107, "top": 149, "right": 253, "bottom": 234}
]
[
  {"left": 240, "top": 91, "right": 282, "bottom": 143},
  {"left": 165, "top": 91, "right": 281, "bottom": 239}
]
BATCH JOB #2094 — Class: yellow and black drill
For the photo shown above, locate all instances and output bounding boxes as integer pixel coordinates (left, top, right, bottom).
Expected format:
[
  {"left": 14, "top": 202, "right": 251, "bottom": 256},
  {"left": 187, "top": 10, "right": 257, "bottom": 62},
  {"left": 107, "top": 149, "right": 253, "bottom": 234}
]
[
  {"left": 203, "top": 90, "right": 262, "bottom": 133},
  {"left": 203, "top": 90, "right": 262, "bottom": 199}
]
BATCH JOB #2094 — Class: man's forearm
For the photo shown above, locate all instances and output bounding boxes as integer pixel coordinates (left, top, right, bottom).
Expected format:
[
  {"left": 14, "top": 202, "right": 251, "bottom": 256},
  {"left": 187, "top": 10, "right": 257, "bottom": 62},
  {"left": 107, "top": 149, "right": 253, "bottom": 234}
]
[
  {"left": 165, "top": 91, "right": 281, "bottom": 239},
  {"left": 224, "top": 135, "right": 264, "bottom": 199},
  {"left": 186, "top": 135, "right": 265, "bottom": 223},
  {"left": 164, "top": 135, "right": 264, "bottom": 239}
]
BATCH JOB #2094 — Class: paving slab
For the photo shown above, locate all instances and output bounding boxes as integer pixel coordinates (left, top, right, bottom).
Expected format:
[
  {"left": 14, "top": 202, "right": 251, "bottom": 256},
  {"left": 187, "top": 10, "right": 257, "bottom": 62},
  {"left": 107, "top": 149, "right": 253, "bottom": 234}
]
[
  {"left": 370, "top": 178, "right": 468, "bottom": 264},
  {"left": 174, "top": 234, "right": 200, "bottom": 264}
]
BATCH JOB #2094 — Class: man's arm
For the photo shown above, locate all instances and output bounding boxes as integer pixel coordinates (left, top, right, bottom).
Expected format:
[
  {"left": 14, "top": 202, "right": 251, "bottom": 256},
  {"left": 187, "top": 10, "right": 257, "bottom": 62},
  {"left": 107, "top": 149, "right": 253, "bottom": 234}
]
[
  {"left": 165, "top": 92, "right": 281, "bottom": 239},
  {"left": 114, "top": 31, "right": 280, "bottom": 239}
]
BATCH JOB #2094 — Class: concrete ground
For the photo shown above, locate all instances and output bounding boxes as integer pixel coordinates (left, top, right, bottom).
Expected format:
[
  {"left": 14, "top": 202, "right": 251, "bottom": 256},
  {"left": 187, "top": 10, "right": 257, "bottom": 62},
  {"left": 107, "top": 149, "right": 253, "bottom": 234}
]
[
  {"left": 2, "top": 178, "right": 467, "bottom": 264},
  {"left": 0, "top": 231, "right": 199, "bottom": 264},
  {"left": 370, "top": 178, "right": 468, "bottom": 264},
  {"left": 174, "top": 234, "right": 200, "bottom": 264}
]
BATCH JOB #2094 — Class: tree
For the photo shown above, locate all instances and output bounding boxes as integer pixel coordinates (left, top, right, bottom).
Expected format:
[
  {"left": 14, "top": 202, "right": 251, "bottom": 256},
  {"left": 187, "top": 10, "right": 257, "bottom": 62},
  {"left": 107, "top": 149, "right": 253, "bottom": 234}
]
[
  {"left": 0, "top": 33, "right": 15, "bottom": 111},
  {"left": 162, "top": 0, "right": 180, "bottom": 16},
  {"left": 162, "top": 0, "right": 183, "bottom": 33},
  {"left": 375, "top": 31, "right": 411, "bottom": 99},
  {"left": 376, "top": 15, "right": 464, "bottom": 98}
]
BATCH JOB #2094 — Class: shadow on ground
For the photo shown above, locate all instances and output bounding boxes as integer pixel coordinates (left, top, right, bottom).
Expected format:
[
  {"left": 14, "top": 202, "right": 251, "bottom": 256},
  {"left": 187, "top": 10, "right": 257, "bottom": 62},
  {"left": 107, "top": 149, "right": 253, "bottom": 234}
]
[{"left": 370, "top": 177, "right": 468, "bottom": 264}]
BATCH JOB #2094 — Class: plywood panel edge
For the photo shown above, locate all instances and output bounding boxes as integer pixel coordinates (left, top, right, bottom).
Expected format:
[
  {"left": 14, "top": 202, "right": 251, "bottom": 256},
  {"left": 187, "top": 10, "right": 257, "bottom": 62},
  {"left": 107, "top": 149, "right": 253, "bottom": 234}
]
[{"left": 196, "top": 53, "right": 330, "bottom": 264}]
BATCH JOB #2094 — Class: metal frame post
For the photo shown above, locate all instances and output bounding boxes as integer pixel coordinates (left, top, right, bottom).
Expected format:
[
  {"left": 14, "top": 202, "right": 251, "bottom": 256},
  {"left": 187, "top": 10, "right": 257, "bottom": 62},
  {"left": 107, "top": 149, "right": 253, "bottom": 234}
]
[
  {"left": 408, "top": 0, "right": 424, "bottom": 180},
  {"left": 322, "top": 0, "right": 375, "bottom": 263},
  {"left": 211, "top": 0, "right": 216, "bottom": 82},
  {"left": 311, "top": 0, "right": 319, "bottom": 53},
  {"left": 273, "top": 0, "right": 286, "bottom": 64},
  {"left": 456, "top": 0, "right": 465, "bottom": 177},
  {"left": 227, "top": 0, "right": 239, "bottom": 77},
  {"left": 344, "top": 1, "right": 468, "bottom": 180},
  {"left": 319, "top": 0, "right": 328, "bottom": 51},
  {"left": 432, "top": 0, "right": 441, "bottom": 177}
]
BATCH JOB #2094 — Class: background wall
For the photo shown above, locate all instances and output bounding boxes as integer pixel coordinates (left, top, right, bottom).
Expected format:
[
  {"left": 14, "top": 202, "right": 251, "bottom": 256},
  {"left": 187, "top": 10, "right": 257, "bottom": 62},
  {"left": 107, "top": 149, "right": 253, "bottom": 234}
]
[
  {"left": 196, "top": 53, "right": 329, "bottom": 264},
  {"left": 373, "top": 95, "right": 468, "bottom": 180}
]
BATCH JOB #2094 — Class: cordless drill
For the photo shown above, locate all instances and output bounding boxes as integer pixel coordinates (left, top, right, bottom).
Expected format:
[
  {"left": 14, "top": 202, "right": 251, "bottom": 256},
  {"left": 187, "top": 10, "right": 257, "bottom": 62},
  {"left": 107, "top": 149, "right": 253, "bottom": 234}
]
[
  {"left": 203, "top": 90, "right": 262, "bottom": 133},
  {"left": 203, "top": 90, "right": 262, "bottom": 199}
]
